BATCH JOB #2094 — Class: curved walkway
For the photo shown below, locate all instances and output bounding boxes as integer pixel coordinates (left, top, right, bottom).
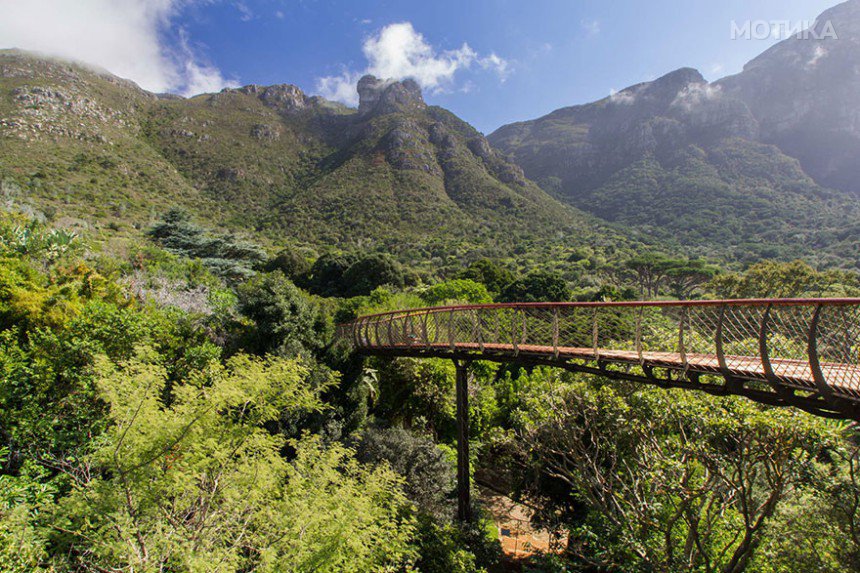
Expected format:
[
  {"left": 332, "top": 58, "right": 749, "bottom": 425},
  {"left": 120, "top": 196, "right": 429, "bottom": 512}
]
[{"left": 338, "top": 298, "right": 860, "bottom": 420}]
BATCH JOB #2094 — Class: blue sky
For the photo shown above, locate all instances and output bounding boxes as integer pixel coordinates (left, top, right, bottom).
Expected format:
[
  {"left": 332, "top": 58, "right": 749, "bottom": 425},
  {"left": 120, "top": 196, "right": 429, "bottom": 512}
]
[{"left": 0, "top": 0, "right": 840, "bottom": 132}]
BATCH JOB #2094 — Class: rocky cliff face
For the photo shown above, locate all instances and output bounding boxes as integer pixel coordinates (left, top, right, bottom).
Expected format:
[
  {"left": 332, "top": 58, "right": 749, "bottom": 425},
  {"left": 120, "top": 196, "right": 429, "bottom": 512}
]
[
  {"left": 492, "top": 0, "right": 860, "bottom": 201},
  {"left": 0, "top": 50, "right": 610, "bottom": 259},
  {"left": 716, "top": 0, "right": 860, "bottom": 193},
  {"left": 357, "top": 75, "right": 426, "bottom": 115},
  {"left": 488, "top": 2, "right": 860, "bottom": 264},
  {"left": 489, "top": 66, "right": 760, "bottom": 195}
]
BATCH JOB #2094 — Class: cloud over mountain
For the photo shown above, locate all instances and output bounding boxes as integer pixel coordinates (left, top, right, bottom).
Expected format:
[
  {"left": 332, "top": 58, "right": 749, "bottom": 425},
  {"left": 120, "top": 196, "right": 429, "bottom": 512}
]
[
  {"left": 0, "top": 0, "right": 235, "bottom": 95},
  {"left": 317, "top": 22, "right": 509, "bottom": 106}
]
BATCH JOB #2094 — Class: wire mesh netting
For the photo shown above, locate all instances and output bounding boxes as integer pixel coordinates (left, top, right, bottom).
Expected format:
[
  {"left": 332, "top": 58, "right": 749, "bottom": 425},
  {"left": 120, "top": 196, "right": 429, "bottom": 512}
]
[{"left": 340, "top": 300, "right": 860, "bottom": 398}]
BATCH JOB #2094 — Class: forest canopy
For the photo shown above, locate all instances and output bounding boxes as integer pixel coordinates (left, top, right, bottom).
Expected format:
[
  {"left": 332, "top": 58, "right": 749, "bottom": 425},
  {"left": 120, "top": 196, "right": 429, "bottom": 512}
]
[{"left": 1, "top": 210, "right": 860, "bottom": 573}]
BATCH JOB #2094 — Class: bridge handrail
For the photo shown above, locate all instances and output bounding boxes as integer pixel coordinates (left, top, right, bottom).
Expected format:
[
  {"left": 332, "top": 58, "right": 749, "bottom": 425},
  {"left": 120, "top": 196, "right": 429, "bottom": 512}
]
[
  {"left": 344, "top": 297, "right": 860, "bottom": 321},
  {"left": 337, "top": 298, "right": 860, "bottom": 419}
]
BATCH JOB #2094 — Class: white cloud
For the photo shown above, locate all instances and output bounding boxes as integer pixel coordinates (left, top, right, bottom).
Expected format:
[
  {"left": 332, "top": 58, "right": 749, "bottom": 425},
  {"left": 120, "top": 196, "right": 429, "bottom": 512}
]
[
  {"left": 709, "top": 63, "right": 725, "bottom": 75},
  {"left": 275, "top": 10, "right": 285, "bottom": 20},
  {"left": 672, "top": 82, "right": 722, "bottom": 111},
  {"left": 807, "top": 44, "right": 828, "bottom": 68},
  {"left": 316, "top": 22, "right": 509, "bottom": 106},
  {"left": 0, "top": 0, "right": 236, "bottom": 96},
  {"left": 609, "top": 88, "right": 636, "bottom": 105},
  {"left": 235, "top": 1, "right": 254, "bottom": 22},
  {"left": 581, "top": 19, "right": 601, "bottom": 37},
  {"left": 478, "top": 52, "right": 510, "bottom": 81},
  {"left": 317, "top": 69, "right": 363, "bottom": 105}
]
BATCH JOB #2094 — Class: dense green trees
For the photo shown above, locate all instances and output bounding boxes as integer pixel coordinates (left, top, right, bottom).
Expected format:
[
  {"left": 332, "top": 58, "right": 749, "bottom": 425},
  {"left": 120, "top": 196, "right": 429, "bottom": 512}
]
[
  {"left": 499, "top": 270, "right": 571, "bottom": 303},
  {"left": 237, "top": 270, "right": 329, "bottom": 357},
  {"left": 5, "top": 210, "right": 860, "bottom": 572},
  {"left": 709, "top": 259, "right": 860, "bottom": 299},
  {"left": 341, "top": 253, "right": 407, "bottom": 297},
  {"left": 355, "top": 427, "right": 456, "bottom": 522},
  {"left": 306, "top": 252, "right": 357, "bottom": 297},
  {"left": 44, "top": 354, "right": 415, "bottom": 572},
  {"left": 509, "top": 375, "right": 838, "bottom": 572},
  {"left": 457, "top": 259, "right": 515, "bottom": 294},
  {"left": 264, "top": 246, "right": 312, "bottom": 283},
  {"left": 420, "top": 279, "right": 493, "bottom": 305}
]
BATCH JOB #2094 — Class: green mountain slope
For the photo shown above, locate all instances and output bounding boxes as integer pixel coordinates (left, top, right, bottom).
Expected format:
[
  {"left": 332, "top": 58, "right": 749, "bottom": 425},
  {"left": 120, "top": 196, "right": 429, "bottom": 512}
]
[
  {"left": 489, "top": 63, "right": 860, "bottom": 268},
  {"left": 488, "top": 1, "right": 860, "bottom": 270},
  {"left": 0, "top": 50, "right": 635, "bottom": 269}
]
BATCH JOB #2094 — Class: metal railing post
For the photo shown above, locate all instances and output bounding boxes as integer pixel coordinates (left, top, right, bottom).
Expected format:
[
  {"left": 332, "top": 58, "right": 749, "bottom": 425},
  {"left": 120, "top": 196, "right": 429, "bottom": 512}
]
[
  {"left": 474, "top": 309, "right": 484, "bottom": 352},
  {"left": 758, "top": 304, "right": 792, "bottom": 400},
  {"left": 715, "top": 304, "right": 740, "bottom": 391},
  {"left": 808, "top": 304, "right": 838, "bottom": 407},
  {"left": 678, "top": 306, "right": 688, "bottom": 370},
  {"left": 512, "top": 309, "right": 520, "bottom": 356}
]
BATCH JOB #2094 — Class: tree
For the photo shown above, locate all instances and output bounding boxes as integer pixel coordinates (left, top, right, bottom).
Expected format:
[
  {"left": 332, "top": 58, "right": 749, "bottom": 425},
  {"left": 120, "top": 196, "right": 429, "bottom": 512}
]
[
  {"left": 421, "top": 279, "right": 492, "bottom": 306},
  {"left": 456, "top": 259, "right": 514, "bottom": 294},
  {"left": 147, "top": 209, "right": 266, "bottom": 281},
  {"left": 355, "top": 427, "right": 456, "bottom": 522},
  {"left": 374, "top": 357, "right": 456, "bottom": 440},
  {"left": 264, "top": 246, "right": 311, "bottom": 284},
  {"left": 709, "top": 260, "right": 841, "bottom": 299},
  {"left": 44, "top": 353, "right": 416, "bottom": 572},
  {"left": 237, "top": 271, "right": 329, "bottom": 357},
  {"left": 514, "top": 378, "right": 835, "bottom": 573},
  {"left": 666, "top": 259, "right": 720, "bottom": 299},
  {"left": 623, "top": 253, "right": 679, "bottom": 299},
  {"left": 306, "top": 252, "right": 357, "bottom": 297},
  {"left": 755, "top": 435, "right": 860, "bottom": 572},
  {"left": 342, "top": 254, "right": 406, "bottom": 297},
  {"left": 498, "top": 271, "right": 570, "bottom": 303}
]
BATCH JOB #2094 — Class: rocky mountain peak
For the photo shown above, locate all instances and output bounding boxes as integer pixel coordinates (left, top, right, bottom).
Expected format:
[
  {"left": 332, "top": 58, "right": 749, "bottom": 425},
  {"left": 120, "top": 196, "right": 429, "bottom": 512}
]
[
  {"left": 653, "top": 67, "right": 706, "bottom": 89},
  {"left": 816, "top": 0, "right": 860, "bottom": 37},
  {"left": 229, "top": 83, "right": 312, "bottom": 112},
  {"left": 641, "top": 68, "right": 707, "bottom": 102},
  {"left": 357, "top": 75, "right": 426, "bottom": 115}
]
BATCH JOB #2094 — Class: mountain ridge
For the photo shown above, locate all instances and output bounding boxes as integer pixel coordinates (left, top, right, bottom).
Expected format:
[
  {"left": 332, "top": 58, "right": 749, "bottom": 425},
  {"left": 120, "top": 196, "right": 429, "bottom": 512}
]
[
  {"left": 0, "top": 50, "right": 639, "bottom": 276},
  {"left": 489, "top": 0, "right": 860, "bottom": 268}
]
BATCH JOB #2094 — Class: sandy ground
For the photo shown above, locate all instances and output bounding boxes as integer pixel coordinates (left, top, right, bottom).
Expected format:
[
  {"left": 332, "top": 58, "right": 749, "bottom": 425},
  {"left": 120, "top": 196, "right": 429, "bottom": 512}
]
[{"left": 478, "top": 486, "right": 567, "bottom": 560}]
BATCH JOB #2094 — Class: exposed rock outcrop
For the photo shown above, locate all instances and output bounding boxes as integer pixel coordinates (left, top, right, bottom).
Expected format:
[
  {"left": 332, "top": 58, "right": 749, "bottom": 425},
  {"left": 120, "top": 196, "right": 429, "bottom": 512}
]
[{"left": 357, "top": 75, "right": 426, "bottom": 116}]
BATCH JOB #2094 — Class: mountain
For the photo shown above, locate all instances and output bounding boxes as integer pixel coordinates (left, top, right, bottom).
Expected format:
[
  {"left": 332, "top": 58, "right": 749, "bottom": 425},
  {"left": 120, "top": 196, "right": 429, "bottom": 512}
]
[
  {"left": 718, "top": 0, "right": 860, "bottom": 194},
  {"left": 489, "top": 1, "right": 860, "bottom": 268},
  {"left": 0, "top": 50, "right": 635, "bottom": 269}
]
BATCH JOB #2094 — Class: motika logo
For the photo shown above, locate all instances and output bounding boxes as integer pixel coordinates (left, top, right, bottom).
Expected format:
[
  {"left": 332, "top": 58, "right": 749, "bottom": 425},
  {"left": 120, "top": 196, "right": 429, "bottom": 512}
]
[{"left": 730, "top": 20, "right": 838, "bottom": 41}]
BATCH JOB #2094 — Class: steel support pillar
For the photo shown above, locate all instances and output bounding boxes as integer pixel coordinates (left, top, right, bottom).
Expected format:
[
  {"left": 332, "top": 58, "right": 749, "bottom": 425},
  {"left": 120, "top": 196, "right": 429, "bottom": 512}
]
[{"left": 454, "top": 360, "right": 472, "bottom": 522}]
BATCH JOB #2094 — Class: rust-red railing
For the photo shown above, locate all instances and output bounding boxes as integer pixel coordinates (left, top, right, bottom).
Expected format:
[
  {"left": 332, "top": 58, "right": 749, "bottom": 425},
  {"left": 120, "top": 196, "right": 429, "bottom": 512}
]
[{"left": 337, "top": 299, "right": 860, "bottom": 420}]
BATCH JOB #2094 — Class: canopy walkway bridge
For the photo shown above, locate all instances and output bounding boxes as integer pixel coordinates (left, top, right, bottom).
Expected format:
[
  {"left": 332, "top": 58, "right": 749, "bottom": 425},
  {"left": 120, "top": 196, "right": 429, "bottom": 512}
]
[{"left": 336, "top": 298, "right": 860, "bottom": 520}]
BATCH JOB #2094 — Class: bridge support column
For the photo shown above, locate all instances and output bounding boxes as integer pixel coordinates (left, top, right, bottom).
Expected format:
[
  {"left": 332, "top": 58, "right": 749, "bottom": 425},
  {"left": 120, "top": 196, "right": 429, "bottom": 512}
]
[{"left": 454, "top": 360, "right": 472, "bottom": 522}]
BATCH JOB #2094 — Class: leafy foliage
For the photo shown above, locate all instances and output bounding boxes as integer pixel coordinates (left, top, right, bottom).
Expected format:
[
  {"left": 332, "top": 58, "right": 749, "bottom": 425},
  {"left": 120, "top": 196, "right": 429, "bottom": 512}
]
[
  {"left": 499, "top": 270, "right": 571, "bottom": 303},
  {"left": 506, "top": 370, "right": 841, "bottom": 572},
  {"left": 355, "top": 427, "right": 456, "bottom": 522},
  {"left": 48, "top": 353, "right": 415, "bottom": 572},
  {"left": 456, "top": 259, "right": 515, "bottom": 294},
  {"left": 341, "top": 253, "right": 407, "bottom": 297},
  {"left": 237, "top": 271, "right": 330, "bottom": 357},
  {"left": 148, "top": 209, "right": 267, "bottom": 281},
  {"left": 420, "top": 279, "right": 493, "bottom": 305},
  {"left": 709, "top": 259, "right": 860, "bottom": 299}
]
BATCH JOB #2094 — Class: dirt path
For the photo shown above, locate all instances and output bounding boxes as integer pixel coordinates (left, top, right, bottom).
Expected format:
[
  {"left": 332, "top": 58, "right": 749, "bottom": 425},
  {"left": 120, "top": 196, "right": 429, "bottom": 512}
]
[{"left": 478, "top": 486, "right": 566, "bottom": 562}]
